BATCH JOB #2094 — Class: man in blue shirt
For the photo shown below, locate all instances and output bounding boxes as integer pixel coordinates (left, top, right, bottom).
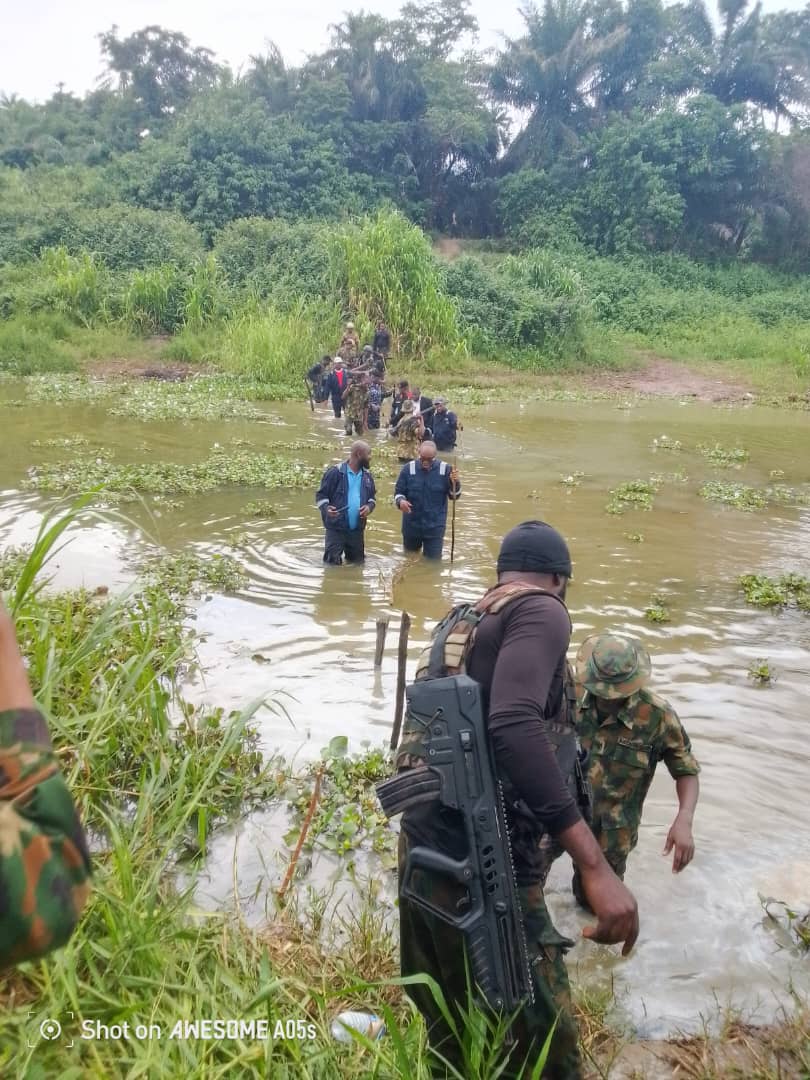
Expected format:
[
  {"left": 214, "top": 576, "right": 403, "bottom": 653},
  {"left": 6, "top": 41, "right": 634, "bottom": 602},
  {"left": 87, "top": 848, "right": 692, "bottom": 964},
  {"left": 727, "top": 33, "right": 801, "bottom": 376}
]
[
  {"left": 394, "top": 440, "right": 461, "bottom": 559},
  {"left": 315, "top": 441, "right": 376, "bottom": 564}
]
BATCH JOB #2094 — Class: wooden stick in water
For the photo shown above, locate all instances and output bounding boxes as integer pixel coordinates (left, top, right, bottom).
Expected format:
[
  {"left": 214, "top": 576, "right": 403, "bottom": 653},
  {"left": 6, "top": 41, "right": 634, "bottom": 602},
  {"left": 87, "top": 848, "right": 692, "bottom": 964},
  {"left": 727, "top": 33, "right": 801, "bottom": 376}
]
[
  {"left": 390, "top": 611, "right": 411, "bottom": 750},
  {"left": 374, "top": 617, "right": 389, "bottom": 668},
  {"left": 277, "top": 764, "right": 324, "bottom": 905}
]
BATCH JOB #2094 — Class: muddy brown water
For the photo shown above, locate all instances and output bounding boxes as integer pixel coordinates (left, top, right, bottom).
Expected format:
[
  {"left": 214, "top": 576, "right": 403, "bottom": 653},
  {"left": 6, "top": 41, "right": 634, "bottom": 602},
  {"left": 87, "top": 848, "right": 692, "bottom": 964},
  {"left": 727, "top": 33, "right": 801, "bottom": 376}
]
[{"left": 1, "top": 383, "right": 809, "bottom": 1038}]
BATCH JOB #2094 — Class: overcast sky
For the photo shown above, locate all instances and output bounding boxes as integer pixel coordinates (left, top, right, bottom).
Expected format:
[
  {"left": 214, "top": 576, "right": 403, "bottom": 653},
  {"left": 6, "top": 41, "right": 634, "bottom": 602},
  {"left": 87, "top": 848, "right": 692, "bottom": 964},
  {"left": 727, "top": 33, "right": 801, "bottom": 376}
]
[{"left": 2, "top": 0, "right": 805, "bottom": 103}]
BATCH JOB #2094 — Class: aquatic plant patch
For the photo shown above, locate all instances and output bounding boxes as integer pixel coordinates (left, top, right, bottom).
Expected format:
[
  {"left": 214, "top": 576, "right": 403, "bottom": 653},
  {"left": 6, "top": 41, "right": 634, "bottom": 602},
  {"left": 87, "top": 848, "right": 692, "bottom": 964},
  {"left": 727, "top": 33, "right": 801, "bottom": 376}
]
[
  {"left": 30, "top": 434, "right": 91, "bottom": 449},
  {"left": 644, "top": 593, "right": 671, "bottom": 623},
  {"left": 560, "top": 471, "right": 585, "bottom": 486},
  {"left": 697, "top": 442, "right": 750, "bottom": 467},
  {"left": 284, "top": 744, "right": 395, "bottom": 860},
  {"left": 26, "top": 448, "right": 318, "bottom": 498},
  {"left": 244, "top": 499, "right": 278, "bottom": 517},
  {"left": 699, "top": 481, "right": 768, "bottom": 510},
  {"left": 605, "top": 478, "right": 660, "bottom": 514},
  {"left": 24, "top": 373, "right": 120, "bottom": 404},
  {"left": 140, "top": 551, "right": 248, "bottom": 598},
  {"left": 747, "top": 659, "right": 775, "bottom": 685},
  {"left": 651, "top": 435, "right": 683, "bottom": 451},
  {"left": 739, "top": 573, "right": 810, "bottom": 611},
  {"left": 108, "top": 377, "right": 267, "bottom": 422}
]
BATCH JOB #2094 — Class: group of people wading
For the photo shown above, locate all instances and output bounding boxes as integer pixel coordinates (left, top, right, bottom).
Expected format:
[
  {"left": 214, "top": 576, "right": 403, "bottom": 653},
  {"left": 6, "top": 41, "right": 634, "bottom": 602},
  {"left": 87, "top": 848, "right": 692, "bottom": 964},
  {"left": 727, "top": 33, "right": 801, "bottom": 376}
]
[
  {"left": 307, "top": 320, "right": 701, "bottom": 1079},
  {"left": 310, "top": 320, "right": 462, "bottom": 565}
]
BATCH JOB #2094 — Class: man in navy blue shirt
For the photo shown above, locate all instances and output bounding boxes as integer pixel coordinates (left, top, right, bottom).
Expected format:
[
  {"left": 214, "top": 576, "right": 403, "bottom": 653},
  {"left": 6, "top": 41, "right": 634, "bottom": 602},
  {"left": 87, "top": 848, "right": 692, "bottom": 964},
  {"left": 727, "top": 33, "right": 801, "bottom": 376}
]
[
  {"left": 315, "top": 441, "right": 376, "bottom": 564},
  {"left": 431, "top": 396, "right": 459, "bottom": 451},
  {"left": 394, "top": 441, "right": 461, "bottom": 559}
]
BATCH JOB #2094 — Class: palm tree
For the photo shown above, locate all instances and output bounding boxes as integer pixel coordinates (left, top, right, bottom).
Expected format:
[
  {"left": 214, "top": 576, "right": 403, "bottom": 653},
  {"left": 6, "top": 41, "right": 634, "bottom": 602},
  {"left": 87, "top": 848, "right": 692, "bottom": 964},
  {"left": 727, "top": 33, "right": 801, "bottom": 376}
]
[
  {"left": 323, "top": 12, "right": 425, "bottom": 123},
  {"left": 244, "top": 43, "right": 294, "bottom": 114},
  {"left": 666, "top": 0, "right": 810, "bottom": 127},
  {"left": 491, "top": 0, "right": 627, "bottom": 168}
]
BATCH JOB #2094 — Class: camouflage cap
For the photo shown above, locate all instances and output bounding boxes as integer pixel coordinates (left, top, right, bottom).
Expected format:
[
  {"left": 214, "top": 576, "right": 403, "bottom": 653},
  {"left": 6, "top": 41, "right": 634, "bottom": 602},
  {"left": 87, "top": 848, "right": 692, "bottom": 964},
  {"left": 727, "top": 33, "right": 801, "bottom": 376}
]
[{"left": 576, "top": 633, "right": 652, "bottom": 699}]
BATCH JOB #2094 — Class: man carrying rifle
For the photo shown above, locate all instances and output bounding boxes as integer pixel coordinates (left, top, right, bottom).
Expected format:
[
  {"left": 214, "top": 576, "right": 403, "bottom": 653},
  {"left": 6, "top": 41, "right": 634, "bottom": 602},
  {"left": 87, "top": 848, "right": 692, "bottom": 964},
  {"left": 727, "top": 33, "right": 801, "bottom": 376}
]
[{"left": 389, "top": 521, "right": 639, "bottom": 1078}]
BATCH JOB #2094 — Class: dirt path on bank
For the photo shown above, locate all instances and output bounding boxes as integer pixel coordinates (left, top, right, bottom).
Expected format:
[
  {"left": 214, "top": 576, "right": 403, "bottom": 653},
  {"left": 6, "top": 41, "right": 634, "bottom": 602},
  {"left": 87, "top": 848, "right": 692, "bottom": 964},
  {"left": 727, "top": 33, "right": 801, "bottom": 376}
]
[
  {"left": 578, "top": 353, "right": 756, "bottom": 403},
  {"left": 81, "top": 350, "right": 802, "bottom": 405}
]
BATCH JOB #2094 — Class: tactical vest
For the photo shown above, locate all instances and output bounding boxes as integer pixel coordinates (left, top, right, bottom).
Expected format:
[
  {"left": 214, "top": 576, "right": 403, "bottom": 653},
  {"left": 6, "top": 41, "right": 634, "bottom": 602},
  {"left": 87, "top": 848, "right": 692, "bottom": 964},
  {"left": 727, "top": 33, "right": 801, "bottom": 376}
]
[{"left": 394, "top": 583, "right": 579, "bottom": 813}]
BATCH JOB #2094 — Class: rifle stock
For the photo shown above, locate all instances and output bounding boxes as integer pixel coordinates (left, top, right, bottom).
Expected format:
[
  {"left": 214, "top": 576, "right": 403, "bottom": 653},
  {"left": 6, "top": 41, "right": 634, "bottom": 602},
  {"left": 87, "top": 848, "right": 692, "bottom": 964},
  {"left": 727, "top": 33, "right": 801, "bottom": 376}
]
[{"left": 376, "top": 674, "right": 533, "bottom": 1014}]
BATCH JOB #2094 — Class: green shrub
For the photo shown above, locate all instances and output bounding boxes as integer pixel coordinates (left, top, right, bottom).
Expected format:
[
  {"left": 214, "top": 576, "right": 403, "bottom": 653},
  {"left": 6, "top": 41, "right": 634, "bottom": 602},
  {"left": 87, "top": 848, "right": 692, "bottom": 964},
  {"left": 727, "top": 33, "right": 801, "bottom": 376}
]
[
  {"left": 0, "top": 315, "right": 77, "bottom": 375},
  {"left": 45, "top": 204, "right": 205, "bottom": 270},
  {"left": 443, "top": 253, "right": 588, "bottom": 364},
  {"left": 213, "top": 218, "right": 331, "bottom": 301}
]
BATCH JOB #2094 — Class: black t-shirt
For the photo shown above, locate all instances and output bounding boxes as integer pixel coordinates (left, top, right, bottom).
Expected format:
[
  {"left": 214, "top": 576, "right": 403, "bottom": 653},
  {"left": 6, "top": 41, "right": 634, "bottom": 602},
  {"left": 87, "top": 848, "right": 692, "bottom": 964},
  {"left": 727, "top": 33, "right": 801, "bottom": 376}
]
[{"left": 402, "top": 593, "right": 580, "bottom": 884}]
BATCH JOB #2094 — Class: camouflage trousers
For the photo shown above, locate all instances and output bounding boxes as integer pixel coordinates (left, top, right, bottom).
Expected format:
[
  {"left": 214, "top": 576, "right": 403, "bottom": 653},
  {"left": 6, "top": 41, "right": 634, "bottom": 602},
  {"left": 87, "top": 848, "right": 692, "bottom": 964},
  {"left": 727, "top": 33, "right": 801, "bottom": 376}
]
[
  {"left": 537, "top": 825, "right": 638, "bottom": 908},
  {"left": 398, "top": 832, "right": 582, "bottom": 1079}
]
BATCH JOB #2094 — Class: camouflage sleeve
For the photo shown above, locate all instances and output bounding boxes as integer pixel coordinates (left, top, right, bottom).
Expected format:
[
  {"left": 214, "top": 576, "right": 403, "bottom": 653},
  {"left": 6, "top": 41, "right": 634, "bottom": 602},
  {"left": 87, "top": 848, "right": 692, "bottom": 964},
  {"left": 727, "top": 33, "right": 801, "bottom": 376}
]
[
  {"left": 0, "top": 708, "right": 91, "bottom": 968},
  {"left": 659, "top": 705, "right": 700, "bottom": 779}
]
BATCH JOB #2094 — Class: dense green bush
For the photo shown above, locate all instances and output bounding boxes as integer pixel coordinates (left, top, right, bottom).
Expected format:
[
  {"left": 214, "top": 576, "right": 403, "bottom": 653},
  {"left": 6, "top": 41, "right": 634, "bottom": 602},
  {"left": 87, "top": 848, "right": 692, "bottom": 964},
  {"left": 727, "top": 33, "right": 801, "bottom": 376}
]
[
  {"left": 220, "top": 300, "right": 343, "bottom": 384},
  {"left": 51, "top": 204, "right": 205, "bottom": 270},
  {"left": 443, "top": 253, "right": 588, "bottom": 363},
  {"left": 213, "top": 218, "right": 331, "bottom": 302}
]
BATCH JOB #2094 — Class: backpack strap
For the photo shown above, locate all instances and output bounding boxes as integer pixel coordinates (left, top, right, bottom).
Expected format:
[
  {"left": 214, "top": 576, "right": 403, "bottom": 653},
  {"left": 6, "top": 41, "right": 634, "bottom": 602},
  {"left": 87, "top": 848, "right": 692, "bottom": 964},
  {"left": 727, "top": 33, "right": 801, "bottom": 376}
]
[{"left": 439, "top": 582, "right": 570, "bottom": 677}]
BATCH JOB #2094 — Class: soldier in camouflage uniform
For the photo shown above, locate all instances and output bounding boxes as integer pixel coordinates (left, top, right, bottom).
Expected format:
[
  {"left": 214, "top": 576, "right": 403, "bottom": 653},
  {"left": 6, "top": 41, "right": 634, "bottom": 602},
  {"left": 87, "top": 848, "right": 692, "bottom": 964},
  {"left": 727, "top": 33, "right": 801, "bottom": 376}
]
[
  {"left": 392, "top": 399, "right": 424, "bottom": 461},
  {"left": 342, "top": 374, "right": 369, "bottom": 437},
  {"left": 570, "top": 633, "right": 700, "bottom": 906},
  {"left": 338, "top": 322, "right": 360, "bottom": 363},
  {"left": 0, "top": 599, "right": 91, "bottom": 968}
]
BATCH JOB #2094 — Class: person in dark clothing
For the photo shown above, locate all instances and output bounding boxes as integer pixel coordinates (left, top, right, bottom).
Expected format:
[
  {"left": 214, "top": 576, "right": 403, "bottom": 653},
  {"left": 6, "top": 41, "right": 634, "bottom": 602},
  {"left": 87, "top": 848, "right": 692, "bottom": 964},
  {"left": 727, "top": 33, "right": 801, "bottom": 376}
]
[
  {"left": 389, "top": 380, "right": 411, "bottom": 429},
  {"left": 366, "top": 374, "right": 391, "bottom": 430},
  {"left": 307, "top": 356, "right": 332, "bottom": 402},
  {"left": 372, "top": 320, "right": 391, "bottom": 357},
  {"left": 410, "top": 386, "right": 433, "bottom": 420},
  {"left": 326, "top": 359, "right": 347, "bottom": 418},
  {"left": 430, "top": 396, "right": 459, "bottom": 451},
  {"left": 395, "top": 521, "right": 640, "bottom": 1078},
  {"left": 315, "top": 441, "right": 376, "bottom": 564},
  {"left": 394, "top": 441, "right": 460, "bottom": 559}
]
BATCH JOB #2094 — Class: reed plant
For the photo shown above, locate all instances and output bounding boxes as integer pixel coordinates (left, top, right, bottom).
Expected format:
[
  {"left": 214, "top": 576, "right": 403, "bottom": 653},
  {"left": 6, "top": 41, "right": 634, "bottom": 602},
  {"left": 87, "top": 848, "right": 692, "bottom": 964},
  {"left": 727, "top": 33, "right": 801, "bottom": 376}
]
[
  {"left": 220, "top": 298, "right": 342, "bottom": 385},
  {"left": 329, "top": 210, "right": 463, "bottom": 358}
]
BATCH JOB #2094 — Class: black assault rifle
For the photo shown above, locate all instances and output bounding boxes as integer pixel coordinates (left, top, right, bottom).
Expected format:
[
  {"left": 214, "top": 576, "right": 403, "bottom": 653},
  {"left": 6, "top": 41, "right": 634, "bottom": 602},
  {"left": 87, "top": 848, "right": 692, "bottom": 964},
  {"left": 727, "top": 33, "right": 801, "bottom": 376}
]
[{"left": 375, "top": 674, "right": 534, "bottom": 1014}]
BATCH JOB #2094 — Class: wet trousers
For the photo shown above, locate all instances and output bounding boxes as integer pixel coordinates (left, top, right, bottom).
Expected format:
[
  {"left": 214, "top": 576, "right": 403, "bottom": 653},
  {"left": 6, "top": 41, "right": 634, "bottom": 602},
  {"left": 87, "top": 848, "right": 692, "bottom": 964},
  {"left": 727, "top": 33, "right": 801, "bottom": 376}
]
[{"left": 398, "top": 833, "right": 582, "bottom": 1079}]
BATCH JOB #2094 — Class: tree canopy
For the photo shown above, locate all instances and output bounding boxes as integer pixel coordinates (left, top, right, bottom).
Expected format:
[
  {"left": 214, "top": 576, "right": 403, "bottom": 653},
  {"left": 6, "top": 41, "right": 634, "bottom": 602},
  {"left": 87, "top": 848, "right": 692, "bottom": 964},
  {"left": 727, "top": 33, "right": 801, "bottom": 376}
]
[{"left": 1, "top": 0, "right": 809, "bottom": 265}]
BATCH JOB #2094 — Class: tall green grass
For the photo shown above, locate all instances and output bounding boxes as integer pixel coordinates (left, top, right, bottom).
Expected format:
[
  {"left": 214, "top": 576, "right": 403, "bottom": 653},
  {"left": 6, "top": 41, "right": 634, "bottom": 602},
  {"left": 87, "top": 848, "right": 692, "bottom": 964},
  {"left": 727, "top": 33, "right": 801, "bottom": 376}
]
[
  {"left": 220, "top": 299, "right": 343, "bottom": 384},
  {"left": 330, "top": 210, "right": 463, "bottom": 358}
]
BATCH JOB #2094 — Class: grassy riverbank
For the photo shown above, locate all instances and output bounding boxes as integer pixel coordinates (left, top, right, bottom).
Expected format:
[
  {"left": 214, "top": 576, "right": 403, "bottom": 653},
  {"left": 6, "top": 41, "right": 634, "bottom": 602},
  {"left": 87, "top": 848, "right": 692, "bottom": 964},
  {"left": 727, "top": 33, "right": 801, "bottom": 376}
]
[{"left": 1, "top": 213, "right": 809, "bottom": 398}]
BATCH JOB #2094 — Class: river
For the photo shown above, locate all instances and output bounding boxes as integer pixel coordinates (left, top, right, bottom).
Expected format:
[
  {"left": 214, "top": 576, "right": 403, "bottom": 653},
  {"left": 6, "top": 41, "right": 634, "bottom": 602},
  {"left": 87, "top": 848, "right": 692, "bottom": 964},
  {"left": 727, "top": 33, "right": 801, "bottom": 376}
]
[{"left": 1, "top": 381, "right": 809, "bottom": 1039}]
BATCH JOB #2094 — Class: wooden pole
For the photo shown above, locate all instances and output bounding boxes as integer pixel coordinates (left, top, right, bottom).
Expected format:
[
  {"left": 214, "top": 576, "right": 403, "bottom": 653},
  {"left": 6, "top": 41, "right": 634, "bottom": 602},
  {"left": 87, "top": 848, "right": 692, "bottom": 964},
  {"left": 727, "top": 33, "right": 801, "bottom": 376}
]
[
  {"left": 304, "top": 377, "right": 315, "bottom": 412},
  {"left": 277, "top": 764, "right": 323, "bottom": 905},
  {"left": 390, "top": 611, "right": 411, "bottom": 750},
  {"left": 374, "top": 617, "right": 389, "bottom": 668}
]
